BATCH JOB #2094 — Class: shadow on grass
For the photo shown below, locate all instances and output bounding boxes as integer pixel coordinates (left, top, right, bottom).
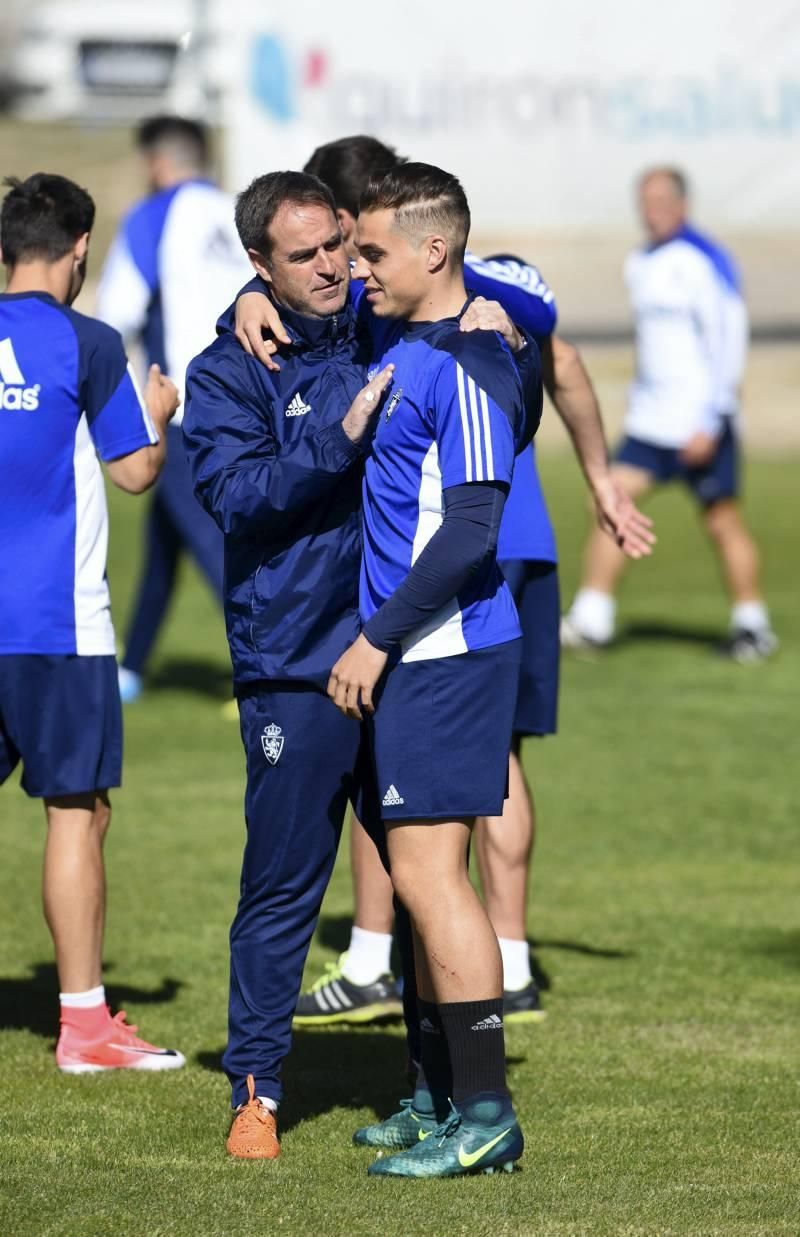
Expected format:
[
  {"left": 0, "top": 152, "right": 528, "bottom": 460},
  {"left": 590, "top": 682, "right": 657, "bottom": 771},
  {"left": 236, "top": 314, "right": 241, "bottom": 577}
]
[
  {"left": 531, "top": 938, "right": 633, "bottom": 961},
  {"left": 0, "top": 962, "right": 183, "bottom": 1039},
  {"left": 197, "top": 1034, "right": 529, "bottom": 1133},
  {"left": 147, "top": 657, "right": 231, "bottom": 701},
  {"left": 748, "top": 928, "right": 800, "bottom": 969},
  {"left": 615, "top": 620, "right": 723, "bottom": 649}
]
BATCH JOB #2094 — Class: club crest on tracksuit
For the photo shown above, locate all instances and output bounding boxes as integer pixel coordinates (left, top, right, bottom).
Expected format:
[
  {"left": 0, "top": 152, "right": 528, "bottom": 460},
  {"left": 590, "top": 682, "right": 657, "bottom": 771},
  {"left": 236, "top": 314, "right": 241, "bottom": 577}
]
[{"left": 261, "top": 722, "right": 284, "bottom": 764}]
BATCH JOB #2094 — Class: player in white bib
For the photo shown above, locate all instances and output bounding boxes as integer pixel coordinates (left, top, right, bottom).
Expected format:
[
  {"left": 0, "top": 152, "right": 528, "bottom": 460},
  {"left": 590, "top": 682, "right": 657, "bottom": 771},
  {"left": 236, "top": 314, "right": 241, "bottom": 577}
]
[{"left": 562, "top": 168, "right": 776, "bottom": 661}]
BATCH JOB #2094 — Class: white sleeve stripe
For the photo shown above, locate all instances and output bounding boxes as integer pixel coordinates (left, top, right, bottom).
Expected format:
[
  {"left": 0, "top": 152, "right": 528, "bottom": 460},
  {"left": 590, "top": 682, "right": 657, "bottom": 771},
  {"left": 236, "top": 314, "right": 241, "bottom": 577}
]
[
  {"left": 456, "top": 362, "right": 474, "bottom": 482},
  {"left": 127, "top": 362, "right": 159, "bottom": 445},
  {"left": 466, "top": 373, "right": 485, "bottom": 482},
  {"left": 478, "top": 387, "right": 495, "bottom": 480}
]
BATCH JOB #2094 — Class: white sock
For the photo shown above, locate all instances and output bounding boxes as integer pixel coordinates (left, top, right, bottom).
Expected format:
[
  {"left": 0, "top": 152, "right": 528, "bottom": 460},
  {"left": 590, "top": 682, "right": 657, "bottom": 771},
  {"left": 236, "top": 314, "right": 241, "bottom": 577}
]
[
  {"left": 257, "top": 1095, "right": 278, "bottom": 1113},
  {"left": 731, "top": 601, "right": 770, "bottom": 633},
  {"left": 59, "top": 984, "right": 106, "bottom": 1009},
  {"left": 498, "top": 938, "right": 532, "bottom": 992},
  {"left": 341, "top": 926, "right": 394, "bottom": 985},
  {"left": 569, "top": 589, "right": 616, "bottom": 643}
]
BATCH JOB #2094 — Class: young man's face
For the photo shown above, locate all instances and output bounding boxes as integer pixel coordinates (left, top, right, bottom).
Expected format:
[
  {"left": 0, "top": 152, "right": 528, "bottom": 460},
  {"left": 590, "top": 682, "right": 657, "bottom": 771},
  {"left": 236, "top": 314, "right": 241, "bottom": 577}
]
[
  {"left": 353, "top": 208, "right": 434, "bottom": 321},
  {"left": 256, "top": 201, "right": 350, "bottom": 318}
]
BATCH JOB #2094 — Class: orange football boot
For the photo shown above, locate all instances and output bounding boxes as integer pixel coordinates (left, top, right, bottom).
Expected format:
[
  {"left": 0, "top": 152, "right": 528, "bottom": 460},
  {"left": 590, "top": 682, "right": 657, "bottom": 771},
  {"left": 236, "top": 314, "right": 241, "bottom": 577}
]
[{"left": 226, "top": 1074, "right": 280, "bottom": 1159}]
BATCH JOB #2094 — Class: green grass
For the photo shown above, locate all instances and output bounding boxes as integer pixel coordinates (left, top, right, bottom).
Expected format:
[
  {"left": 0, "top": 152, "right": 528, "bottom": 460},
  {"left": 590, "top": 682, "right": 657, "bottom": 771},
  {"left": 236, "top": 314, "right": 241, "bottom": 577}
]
[{"left": 1, "top": 451, "right": 798, "bottom": 1235}]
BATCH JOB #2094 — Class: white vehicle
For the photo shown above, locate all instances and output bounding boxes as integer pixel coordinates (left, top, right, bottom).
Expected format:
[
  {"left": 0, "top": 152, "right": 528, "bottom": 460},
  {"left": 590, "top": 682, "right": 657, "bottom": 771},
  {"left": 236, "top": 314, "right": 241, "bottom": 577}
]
[{"left": 11, "top": 0, "right": 227, "bottom": 121}]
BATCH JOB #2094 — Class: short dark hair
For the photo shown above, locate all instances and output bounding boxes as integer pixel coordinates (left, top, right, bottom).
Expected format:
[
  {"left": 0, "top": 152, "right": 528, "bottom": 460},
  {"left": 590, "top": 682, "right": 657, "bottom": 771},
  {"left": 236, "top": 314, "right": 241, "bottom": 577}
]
[
  {"left": 0, "top": 173, "right": 95, "bottom": 267},
  {"left": 640, "top": 166, "right": 689, "bottom": 199},
  {"left": 136, "top": 114, "right": 209, "bottom": 169},
  {"left": 303, "top": 135, "right": 404, "bottom": 217},
  {"left": 234, "top": 170, "right": 337, "bottom": 259},
  {"left": 359, "top": 162, "right": 470, "bottom": 265}
]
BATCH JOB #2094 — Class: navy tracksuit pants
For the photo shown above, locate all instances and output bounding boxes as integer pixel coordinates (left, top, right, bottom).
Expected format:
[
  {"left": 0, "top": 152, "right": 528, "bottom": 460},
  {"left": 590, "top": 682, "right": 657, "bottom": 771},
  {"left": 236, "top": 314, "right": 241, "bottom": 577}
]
[
  {"left": 122, "top": 425, "right": 224, "bottom": 676},
  {"left": 225, "top": 681, "right": 383, "bottom": 1108}
]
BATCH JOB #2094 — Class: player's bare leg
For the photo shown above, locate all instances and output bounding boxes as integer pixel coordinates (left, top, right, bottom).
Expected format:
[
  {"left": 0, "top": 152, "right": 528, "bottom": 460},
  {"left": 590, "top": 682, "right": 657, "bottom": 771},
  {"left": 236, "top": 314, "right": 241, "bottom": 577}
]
[
  {"left": 367, "top": 819, "right": 521, "bottom": 1177},
  {"left": 475, "top": 754, "right": 532, "bottom": 944},
  {"left": 563, "top": 465, "right": 654, "bottom": 646},
  {"left": 43, "top": 792, "right": 109, "bottom": 993},
  {"left": 702, "top": 499, "right": 777, "bottom": 660},
  {"left": 44, "top": 790, "right": 185, "bottom": 1074},
  {"left": 351, "top": 812, "right": 394, "bottom": 935},
  {"left": 388, "top": 819, "right": 502, "bottom": 1004},
  {"left": 473, "top": 752, "right": 544, "bottom": 1019}
]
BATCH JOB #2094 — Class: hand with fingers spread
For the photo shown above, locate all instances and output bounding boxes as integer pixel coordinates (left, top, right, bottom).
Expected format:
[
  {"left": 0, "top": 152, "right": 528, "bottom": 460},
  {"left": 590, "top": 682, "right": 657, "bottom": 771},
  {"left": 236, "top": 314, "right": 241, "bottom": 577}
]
[
  {"left": 592, "top": 476, "right": 656, "bottom": 560},
  {"left": 459, "top": 295, "right": 525, "bottom": 353},
  {"left": 341, "top": 364, "right": 395, "bottom": 445},
  {"left": 234, "top": 292, "right": 291, "bottom": 371},
  {"left": 328, "top": 633, "right": 388, "bottom": 720}
]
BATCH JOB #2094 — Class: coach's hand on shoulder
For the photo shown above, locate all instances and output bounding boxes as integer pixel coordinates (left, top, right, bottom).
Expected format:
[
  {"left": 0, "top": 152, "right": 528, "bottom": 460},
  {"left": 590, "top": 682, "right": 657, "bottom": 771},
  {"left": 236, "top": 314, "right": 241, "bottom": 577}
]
[
  {"left": 234, "top": 293, "right": 291, "bottom": 372},
  {"left": 680, "top": 430, "right": 718, "bottom": 469},
  {"left": 328, "top": 634, "right": 388, "bottom": 720},
  {"left": 342, "top": 365, "right": 395, "bottom": 445},
  {"left": 593, "top": 475, "right": 656, "bottom": 560},
  {"left": 144, "top": 363, "right": 179, "bottom": 426},
  {"left": 460, "top": 296, "right": 524, "bottom": 352}
]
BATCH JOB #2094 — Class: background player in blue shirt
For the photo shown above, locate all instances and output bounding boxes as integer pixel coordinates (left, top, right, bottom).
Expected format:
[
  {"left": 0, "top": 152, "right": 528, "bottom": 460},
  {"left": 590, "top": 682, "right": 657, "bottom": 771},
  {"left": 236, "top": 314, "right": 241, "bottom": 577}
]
[
  {"left": 97, "top": 116, "right": 252, "bottom": 703},
  {"left": 327, "top": 163, "right": 536, "bottom": 1178},
  {"left": 235, "top": 137, "right": 653, "bottom": 1031},
  {"left": 0, "top": 174, "right": 184, "bottom": 1073}
]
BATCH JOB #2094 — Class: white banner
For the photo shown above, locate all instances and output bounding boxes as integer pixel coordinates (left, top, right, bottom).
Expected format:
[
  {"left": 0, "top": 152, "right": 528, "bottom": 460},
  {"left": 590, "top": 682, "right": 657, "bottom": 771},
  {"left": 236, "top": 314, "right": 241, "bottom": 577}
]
[{"left": 223, "top": 0, "right": 800, "bottom": 232}]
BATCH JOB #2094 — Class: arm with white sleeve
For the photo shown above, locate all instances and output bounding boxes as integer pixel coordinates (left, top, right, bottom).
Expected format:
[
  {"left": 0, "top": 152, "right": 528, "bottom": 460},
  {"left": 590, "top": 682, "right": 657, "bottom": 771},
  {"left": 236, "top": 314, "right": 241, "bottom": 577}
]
[
  {"left": 680, "top": 258, "right": 748, "bottom": 467},
  {"left": 77, "top": 319, "right": 178, "bottom": 494}
]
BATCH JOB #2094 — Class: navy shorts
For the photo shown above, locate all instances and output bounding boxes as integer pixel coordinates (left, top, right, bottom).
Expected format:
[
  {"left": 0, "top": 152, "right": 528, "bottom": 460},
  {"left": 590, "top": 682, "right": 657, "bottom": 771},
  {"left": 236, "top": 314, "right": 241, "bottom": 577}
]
[
  {"left": 615, "top": 421, "right": 739, "bottom": 507},
  {"left": 0, "top": 655, "right": 122, "bottom": 799},
  {"left": 500, "top": 559, "right": 560, "bottom": 738},
  {"left": 370, "top": 639, "right": 522, "bottom": 822}
]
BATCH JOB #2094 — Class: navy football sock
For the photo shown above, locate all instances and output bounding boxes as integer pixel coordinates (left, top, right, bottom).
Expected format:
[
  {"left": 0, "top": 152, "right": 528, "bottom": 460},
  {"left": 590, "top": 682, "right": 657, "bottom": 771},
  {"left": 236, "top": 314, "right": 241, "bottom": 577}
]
[
  {"left": 412, "top": 999, "right": 452, "bottom": 1119},
  {"left": 438, "top": 998, "right": 509, "bottom": 1105}
]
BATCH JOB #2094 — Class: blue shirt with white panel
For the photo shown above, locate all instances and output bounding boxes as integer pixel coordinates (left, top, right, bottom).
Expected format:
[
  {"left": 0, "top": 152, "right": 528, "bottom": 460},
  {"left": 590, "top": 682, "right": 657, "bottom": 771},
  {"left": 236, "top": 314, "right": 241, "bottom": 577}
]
[
  {"left": 463, "top": 253, "right": 558, "bottom": 564},
  {"left": 0, "top": 291, "right": 157, "bottom": 656},
  {"left": 360, "top": 316, "right": 524, "bottom": 663}
]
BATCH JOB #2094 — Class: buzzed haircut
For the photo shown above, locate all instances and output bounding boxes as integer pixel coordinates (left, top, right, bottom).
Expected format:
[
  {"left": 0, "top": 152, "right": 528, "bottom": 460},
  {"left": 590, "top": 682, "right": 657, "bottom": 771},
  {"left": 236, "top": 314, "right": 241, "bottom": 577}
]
[
  {"left": 359, "top": 162, "right": 470, "bottom": 266},
  {"left": 1, "top": 173, "right": 95, "bottom": 267},
  {"left": 640, "top": 166, "right": 689, "bottom": 199},
  {"left": 303, "top": 135, "right": 405, "bottom": 217},
  {"left": 136, "top": 114, "right": 209, "bottom": 170},
  {"left": 234, "top": 170, "right": 337, "bottom": 259}
]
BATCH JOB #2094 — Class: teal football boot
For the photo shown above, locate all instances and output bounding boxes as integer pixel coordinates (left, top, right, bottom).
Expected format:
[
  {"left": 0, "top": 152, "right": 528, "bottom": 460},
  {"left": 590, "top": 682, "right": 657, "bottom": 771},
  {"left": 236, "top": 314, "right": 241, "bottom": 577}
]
[
  {"left": 367, "top": 1094, "right": 523, "bottom": 1178},
  {"left": 353, "top": 1098, "right": 439, "bottom": 1149}
]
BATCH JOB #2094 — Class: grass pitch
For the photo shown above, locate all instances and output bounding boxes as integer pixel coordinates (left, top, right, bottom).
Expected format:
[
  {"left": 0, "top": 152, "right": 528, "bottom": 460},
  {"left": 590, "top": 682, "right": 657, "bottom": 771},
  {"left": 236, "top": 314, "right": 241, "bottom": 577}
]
[{"left": 0, "top": 450, "right": 797, "bottom": 1235}]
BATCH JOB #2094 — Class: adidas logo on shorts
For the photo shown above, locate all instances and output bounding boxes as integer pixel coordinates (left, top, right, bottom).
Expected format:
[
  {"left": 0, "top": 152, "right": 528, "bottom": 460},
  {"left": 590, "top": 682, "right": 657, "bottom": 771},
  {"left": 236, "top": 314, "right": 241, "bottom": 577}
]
[
  {"left": 382, "top": 784, "right": 404, "bottom": 807},
  {"left": 470, "top": 1014, "right": 504, "bottom": 1031}
]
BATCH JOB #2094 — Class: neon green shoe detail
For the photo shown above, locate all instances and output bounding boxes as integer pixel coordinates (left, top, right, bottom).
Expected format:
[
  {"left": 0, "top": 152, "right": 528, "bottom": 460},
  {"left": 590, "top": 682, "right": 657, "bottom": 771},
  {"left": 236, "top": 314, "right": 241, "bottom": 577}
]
[
  {"left": 353, "top": 1099, "right": 438, "bottom": 1149},
  {"left": 367, "top": 1099, "right": 524, "bottom": 1178},
  {"left": 293, "top": 953, "right": 402, "bottom": 1027}
]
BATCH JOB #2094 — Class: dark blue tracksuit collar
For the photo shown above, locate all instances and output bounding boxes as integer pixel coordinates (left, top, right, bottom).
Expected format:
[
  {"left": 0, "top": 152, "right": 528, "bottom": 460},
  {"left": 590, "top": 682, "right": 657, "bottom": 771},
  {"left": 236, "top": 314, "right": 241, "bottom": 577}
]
[
  {"left": 400, "top": 294, "right": 475, "bottom": 342},
  {"left": 276, "top": 296, "right": 357, "bottom": 351}
]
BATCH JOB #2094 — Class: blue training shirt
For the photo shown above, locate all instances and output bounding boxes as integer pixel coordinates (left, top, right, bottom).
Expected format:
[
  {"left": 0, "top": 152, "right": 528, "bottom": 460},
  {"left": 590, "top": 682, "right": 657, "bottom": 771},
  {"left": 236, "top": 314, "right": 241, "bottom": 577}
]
[
  {"left": 361, "top": 314, "right": 524, "bottom": 663},
  {"left": 461, "top": 255, "right": 559, "bottom": 566},
  {"left": 0, "top": 291, "right": 157, "bottom": 656}
]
